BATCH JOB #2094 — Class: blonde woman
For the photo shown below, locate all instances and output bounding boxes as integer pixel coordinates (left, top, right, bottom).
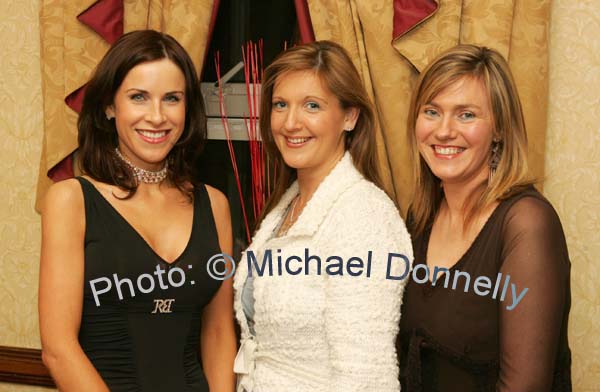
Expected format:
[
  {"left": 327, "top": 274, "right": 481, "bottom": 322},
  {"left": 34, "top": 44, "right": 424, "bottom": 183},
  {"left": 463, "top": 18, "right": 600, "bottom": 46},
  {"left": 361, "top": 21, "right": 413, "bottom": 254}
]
[{"left": 399, "top": 45, "right": 571, "bottom": 391}]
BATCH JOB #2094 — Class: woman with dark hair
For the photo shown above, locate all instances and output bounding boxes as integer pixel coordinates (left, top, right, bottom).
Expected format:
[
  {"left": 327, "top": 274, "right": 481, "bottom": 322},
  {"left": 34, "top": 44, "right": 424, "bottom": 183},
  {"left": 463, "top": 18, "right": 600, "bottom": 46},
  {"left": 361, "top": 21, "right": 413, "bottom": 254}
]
[
  {"left": 232, "top": 40, "right": 412, "bottom": 391},
  {"left": 399, "top": 44, "right": 572, "bottom": 391},
  {"left": 39, "top": 30, "right": 236, "bottom": 391}
]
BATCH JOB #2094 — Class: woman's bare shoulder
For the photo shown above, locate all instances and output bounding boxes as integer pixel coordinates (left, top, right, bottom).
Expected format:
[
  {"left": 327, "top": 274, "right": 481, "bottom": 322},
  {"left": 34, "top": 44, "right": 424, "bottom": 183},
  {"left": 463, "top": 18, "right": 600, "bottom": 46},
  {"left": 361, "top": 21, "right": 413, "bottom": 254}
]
[
  {"left": 42, "top": 178, "right": 85, "bottom": 214},
  {"left": 203, "top": 184, "right": 230, "bottom": 211}
]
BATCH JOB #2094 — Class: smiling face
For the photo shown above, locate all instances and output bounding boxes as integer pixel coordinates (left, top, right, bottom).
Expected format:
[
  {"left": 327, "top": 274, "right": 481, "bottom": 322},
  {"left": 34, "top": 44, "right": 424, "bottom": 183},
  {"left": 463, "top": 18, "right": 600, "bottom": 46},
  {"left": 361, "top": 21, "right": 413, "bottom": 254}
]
[
  {"left": 415, "top": 76, "right": 495, "bottom": 188},
  {"left": 270, "top": 70, "right": 358, "bottom": 180},
  {"left": 106, "top": 58, "right": 186, "bottom": 171}
]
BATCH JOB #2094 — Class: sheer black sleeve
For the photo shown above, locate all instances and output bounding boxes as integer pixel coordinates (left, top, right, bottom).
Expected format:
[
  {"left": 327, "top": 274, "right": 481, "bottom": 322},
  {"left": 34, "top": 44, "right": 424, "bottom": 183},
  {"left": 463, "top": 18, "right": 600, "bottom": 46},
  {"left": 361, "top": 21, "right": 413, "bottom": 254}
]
[{"left": 497, "top": 195, "right": 571, "bottom": 391}]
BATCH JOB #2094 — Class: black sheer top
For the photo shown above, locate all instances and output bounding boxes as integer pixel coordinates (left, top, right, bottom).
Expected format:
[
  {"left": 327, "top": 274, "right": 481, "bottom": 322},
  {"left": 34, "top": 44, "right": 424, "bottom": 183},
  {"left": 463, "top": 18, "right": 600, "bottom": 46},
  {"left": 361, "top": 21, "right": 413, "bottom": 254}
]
[
  {"left": 76, "top": 177, "right": 223, "bottom": 392},
  {"left": 398, "top": 186, "right": 572, "bottom": 391}
]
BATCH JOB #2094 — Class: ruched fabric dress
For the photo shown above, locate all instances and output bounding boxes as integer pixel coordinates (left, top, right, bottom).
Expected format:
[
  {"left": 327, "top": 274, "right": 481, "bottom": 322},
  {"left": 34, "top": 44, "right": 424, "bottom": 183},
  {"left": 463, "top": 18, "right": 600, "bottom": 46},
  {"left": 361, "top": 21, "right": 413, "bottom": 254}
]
[
  {"left": 76, "top": 177, "right": 223, "bottom": 392},
  {"left": 398, "top": 186, "right": 572, "bottom": 391}
]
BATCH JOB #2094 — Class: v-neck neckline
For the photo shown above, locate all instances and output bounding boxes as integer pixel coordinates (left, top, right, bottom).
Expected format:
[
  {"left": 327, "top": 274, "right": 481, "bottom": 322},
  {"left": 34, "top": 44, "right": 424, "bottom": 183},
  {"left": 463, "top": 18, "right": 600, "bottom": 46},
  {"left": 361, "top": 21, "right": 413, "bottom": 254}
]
[
  {"left": 420, "top": 201, "right": 502, "bottom": 284},
  {"left": 79, "top": 177, "right": 197, "bottom": 265}
]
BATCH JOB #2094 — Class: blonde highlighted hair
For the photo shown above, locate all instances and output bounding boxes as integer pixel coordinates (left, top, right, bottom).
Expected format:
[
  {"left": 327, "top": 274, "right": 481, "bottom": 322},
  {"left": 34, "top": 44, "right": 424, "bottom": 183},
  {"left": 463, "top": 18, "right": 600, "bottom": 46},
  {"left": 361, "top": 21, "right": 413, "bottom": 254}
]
[
  {"left": 258, "top": 40, "right": 382, "bottom": 225},
  {"left": 407, "top": 44, "right": 533, "bottom": 236}
]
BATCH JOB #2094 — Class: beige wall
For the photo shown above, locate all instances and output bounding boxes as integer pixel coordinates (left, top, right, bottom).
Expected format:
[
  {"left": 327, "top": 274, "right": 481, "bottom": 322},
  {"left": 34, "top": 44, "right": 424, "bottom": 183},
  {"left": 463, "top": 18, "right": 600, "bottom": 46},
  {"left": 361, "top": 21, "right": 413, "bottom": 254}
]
[
  {"left": 0, "top": 0, "right": 598, "bottom": 391},
  {"left": 0, "top": 1, "right": 43, "bottom": 350},
  {"left": 545, "top": 0, "right": 600, "bottom": 389},
  {"left": 0, "top": 1, "right": 49, "bottom": 391}
]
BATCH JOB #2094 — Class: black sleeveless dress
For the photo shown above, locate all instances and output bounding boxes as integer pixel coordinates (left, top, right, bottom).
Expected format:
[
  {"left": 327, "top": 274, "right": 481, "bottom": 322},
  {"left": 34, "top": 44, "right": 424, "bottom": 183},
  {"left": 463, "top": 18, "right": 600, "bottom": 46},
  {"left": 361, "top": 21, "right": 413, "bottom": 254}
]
[{"left": 76, "top": 177, "right": 223, "bottom": 392}]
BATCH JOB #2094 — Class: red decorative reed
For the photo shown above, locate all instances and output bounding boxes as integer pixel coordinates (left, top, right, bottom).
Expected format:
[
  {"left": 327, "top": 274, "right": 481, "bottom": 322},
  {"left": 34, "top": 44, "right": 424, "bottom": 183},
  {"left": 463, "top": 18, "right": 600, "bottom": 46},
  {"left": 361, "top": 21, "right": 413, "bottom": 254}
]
[
  {"left": 214, "top": 51, "right": 251, "bottom": 244},
  {"left": 242, "top": 40, "right": 269, "bottom": 222}
]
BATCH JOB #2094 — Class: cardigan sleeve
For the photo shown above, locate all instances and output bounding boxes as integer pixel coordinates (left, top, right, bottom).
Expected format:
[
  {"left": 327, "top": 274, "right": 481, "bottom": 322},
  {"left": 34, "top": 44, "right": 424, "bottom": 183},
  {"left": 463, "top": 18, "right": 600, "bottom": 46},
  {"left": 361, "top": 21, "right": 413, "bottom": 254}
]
[{"left": 317, "top": 185, "right": 412, "bottom": 391}]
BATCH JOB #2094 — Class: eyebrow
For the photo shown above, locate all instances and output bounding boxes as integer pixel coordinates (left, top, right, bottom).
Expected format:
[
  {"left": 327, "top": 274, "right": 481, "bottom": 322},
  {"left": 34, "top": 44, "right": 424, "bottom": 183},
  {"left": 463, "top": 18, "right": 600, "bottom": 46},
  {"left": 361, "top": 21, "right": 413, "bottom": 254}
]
[
  {"left": 425, "top": 101, "right": 482, "bottom": 111},
  {"left": 125, "top": 88, "right": 184, "bottom": 95},
  {"left": 272, "top": 95, "right": 328, "bottom": 104},
  {"left": 306, "top": 95, "right": 328, "bottom": 104}
]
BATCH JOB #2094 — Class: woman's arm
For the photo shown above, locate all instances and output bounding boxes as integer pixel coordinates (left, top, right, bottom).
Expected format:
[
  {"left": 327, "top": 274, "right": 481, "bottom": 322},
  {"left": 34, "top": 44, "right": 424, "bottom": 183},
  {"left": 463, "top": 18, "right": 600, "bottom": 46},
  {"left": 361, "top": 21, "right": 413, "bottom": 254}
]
[
  {"left": 320, "top": 190, "right": 412, "bottom": 391},
  {"left": 496, "top": 196, "right": 570, "bottom": 391},
  {"left": 202, "top": 186, "right": 236, "bottom": 392},
  {"left": 38, "top": 180, "right": 109, "bottom": 391}
]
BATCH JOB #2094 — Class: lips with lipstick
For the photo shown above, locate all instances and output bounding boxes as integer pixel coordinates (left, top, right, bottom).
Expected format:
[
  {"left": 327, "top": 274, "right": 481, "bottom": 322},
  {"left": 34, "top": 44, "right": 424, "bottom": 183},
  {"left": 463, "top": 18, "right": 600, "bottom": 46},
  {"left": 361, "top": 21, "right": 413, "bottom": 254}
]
[
  {"left": 137, "top": 129, "right": 171, "bottom": 144},
  {"left": 433, "top": 145, "right": 466, "bottom": 158},
  {"left": 285, "top": 136, "right": 313, "bottom": 147}
]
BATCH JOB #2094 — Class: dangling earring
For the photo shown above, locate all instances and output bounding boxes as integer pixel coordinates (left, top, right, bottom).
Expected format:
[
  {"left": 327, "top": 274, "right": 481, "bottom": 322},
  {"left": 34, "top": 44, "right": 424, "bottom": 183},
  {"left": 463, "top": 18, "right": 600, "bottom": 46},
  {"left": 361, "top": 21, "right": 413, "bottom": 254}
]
[{"left": 488, "top": 138, "right": 502, "bottom": 184}]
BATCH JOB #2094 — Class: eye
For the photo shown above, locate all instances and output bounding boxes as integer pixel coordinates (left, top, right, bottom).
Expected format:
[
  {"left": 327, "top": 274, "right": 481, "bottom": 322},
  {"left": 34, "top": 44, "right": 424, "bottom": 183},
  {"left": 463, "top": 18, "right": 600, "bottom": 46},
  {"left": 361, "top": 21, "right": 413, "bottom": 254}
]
[
  {"left": 458, "top": 111, "right": 475, "bottom": 120},
  {"left": 423, "top": 108, "right": 438, "bottom": 117},
  {"left": 164, "top": 94, "right": 182, "bottom": 103},
  {"left": 305, "top": 102, "right": 320, "bottom": 111},
  {"left": 129, "top": 93, "right": 145, "bottom": 102},
  {"left": 273, "top": 101, "right": 287, "bottom": 110}
]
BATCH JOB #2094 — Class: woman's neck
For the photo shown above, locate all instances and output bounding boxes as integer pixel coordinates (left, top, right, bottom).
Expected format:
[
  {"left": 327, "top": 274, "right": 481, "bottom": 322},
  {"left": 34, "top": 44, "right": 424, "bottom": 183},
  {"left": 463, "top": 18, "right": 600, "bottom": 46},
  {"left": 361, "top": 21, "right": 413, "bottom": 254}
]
[
  {"left": 296, "top": 174, "right": 322, "bottom": 207},
  {"left": 295, "top": 151, "right": 344, "bottom": 206},
  {"left": 441, "top": 177, "right": 486, "bottom": 221}
]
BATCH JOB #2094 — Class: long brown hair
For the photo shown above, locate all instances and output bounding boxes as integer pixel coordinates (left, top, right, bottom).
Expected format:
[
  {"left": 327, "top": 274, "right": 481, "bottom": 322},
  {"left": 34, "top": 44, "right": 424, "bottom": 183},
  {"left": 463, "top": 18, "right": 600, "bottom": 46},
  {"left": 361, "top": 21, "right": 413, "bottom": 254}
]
[
  {"left": 407, "top": 44, "right": 533, "bottom": 236},
  {"left": 258, "top": 40, "right": 381, "bottom": 224},
  {"left": 77, "top": 30, "right": 206, "bottom": 198}
]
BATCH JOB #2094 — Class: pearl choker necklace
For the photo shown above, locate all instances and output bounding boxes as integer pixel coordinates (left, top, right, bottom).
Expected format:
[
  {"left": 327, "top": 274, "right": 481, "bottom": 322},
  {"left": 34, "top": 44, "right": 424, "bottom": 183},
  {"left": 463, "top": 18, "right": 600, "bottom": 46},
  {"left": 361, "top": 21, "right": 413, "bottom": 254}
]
[{"left": 114, "top": 148, "right": 168, "bottom": 184}]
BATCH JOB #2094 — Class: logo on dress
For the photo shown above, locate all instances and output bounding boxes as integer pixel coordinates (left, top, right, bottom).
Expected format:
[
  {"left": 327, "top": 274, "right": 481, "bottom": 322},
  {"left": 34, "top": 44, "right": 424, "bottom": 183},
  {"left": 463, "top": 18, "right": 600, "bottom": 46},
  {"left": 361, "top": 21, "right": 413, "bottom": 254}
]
[{"left": 151, "top": 299, "right": 175, "bottom": 314}]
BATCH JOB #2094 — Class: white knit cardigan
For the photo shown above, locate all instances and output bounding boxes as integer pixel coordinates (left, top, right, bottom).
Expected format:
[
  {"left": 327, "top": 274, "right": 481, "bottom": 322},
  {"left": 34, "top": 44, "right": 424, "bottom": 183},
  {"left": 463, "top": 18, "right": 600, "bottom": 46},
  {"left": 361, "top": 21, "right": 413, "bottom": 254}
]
[{"left": 233, "top": 152, "right": 412, "bottom": 392}]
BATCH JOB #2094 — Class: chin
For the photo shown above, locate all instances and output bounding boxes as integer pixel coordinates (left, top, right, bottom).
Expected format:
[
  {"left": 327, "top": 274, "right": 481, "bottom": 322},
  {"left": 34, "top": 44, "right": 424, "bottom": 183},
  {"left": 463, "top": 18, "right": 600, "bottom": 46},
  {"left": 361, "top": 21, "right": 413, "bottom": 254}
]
[
  {"left": 278, "top": 149, "right": 309, "bottom": 169},
  {"left": 282, "top": 157, "right": 309, "bottom": 170}
]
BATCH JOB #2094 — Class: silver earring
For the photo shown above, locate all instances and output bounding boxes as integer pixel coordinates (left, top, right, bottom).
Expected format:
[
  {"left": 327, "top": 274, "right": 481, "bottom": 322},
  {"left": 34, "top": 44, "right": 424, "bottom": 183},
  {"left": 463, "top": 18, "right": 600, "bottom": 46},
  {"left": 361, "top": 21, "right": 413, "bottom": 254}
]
[{"left": 488, "top": 138, "right": 502, "bottom": 183}]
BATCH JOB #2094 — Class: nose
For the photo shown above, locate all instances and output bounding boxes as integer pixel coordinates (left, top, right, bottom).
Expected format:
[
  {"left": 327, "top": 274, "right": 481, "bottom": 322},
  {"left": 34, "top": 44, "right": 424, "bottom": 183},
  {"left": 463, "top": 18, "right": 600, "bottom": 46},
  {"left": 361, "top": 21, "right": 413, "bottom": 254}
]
[
  {"left": 434, "top": 115, "right": 457, "bottom": 141},
  {"left": 283, "top": 107, "right": 302, "bottom": 132},
  {"left": 147, "top": 100, "right": 166, "bottom": 125}
]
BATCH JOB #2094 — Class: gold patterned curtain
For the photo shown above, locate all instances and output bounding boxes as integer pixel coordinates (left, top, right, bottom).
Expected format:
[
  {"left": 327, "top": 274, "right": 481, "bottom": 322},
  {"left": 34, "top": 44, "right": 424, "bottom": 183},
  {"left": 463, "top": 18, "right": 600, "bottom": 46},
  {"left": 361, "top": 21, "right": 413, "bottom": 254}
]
[
  {"left": 307, "top": 0, "right": 551, "bottom": 215},
  {"left": 36, "top": 0, "right": 217, "bottom": 211}
]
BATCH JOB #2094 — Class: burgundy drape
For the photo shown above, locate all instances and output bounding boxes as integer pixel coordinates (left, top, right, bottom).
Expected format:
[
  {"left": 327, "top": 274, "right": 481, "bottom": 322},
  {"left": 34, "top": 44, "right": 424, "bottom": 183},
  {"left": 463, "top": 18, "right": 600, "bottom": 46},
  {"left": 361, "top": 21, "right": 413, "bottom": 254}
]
[{"left": 294, "top": 0, "right": 315, "bottom": 43}]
